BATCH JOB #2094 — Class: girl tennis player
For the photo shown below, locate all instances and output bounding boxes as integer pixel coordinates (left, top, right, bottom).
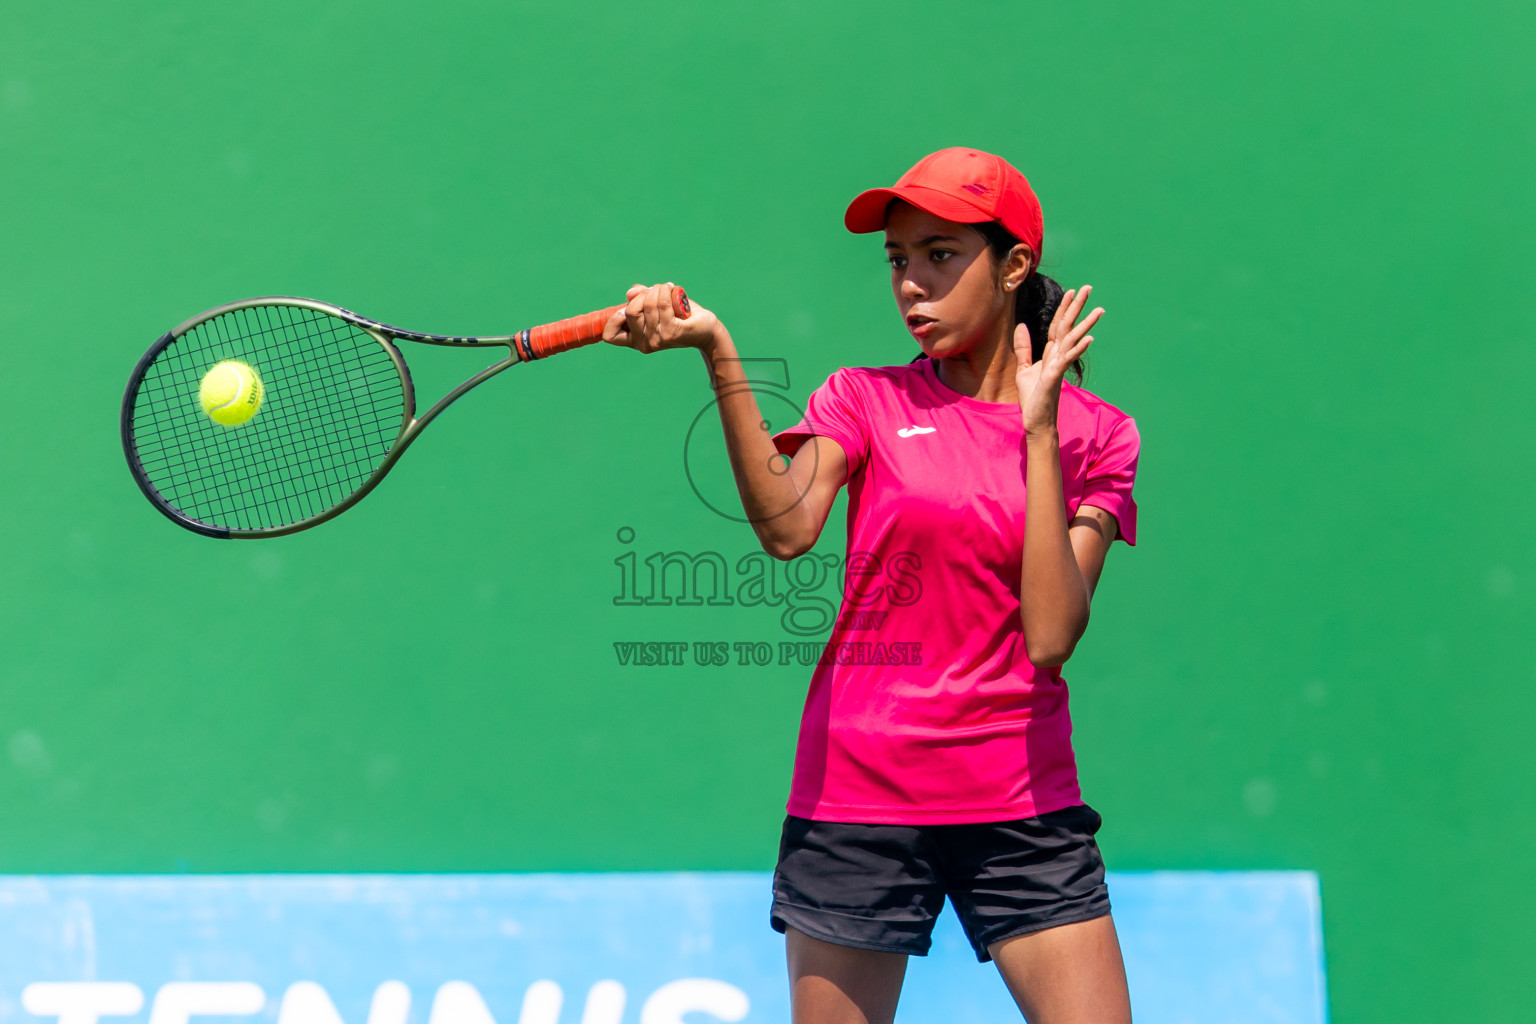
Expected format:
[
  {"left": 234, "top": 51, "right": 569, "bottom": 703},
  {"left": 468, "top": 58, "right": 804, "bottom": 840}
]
[{"left": 607, "top": 147, "right": 1139, "bottom": 1024}]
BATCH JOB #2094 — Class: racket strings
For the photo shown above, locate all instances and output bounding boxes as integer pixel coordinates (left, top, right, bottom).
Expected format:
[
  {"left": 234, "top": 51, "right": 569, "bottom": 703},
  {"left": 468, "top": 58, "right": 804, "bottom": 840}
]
[
  {"left": 135, "top": 318, "right": 399, "bottom": 529},
  {"left": 129, "top": 304, "right": 407, "bottom": 532}
]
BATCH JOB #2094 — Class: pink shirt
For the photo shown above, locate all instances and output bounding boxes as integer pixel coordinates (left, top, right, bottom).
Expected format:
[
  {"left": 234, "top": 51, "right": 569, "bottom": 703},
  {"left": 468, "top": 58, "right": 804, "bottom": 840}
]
[{"left": 771, "top": 358, "right": 1140, "bottom": 824}]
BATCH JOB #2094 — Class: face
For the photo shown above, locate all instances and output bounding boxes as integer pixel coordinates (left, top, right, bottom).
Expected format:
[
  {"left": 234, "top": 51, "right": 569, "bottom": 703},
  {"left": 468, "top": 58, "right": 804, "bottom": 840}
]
[{"left": 883, "top": 201, "right": 1030, "bottom": 358}]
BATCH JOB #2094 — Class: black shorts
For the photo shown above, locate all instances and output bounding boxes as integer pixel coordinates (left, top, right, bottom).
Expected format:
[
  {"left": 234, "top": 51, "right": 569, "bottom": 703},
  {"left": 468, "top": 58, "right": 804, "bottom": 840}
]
[{"left": 770, "top": 804, "right": 1111, "bottom": 963}]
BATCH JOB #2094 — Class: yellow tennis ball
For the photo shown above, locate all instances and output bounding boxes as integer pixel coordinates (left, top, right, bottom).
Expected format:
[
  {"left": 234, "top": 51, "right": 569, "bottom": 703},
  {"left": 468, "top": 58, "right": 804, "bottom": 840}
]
[{"left": 199, "top": 360, "right": 264, "bottom": 426}]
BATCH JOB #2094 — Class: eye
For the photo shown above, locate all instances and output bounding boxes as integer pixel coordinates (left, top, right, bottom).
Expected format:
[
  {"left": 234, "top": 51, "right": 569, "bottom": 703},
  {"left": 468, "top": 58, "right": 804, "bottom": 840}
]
[
  {"left": 887, "top": 254, "right": 907, "bottom": 269},
  {"left": 931, "top": 249, "right": 955, "bottom": 263}
]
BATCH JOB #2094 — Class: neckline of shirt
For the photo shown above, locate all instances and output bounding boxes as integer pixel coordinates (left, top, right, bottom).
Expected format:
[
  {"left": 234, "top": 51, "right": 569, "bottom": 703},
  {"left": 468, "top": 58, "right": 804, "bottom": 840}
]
[{"left": 916, "top": 357, "right": 1028, "bottom": 417}]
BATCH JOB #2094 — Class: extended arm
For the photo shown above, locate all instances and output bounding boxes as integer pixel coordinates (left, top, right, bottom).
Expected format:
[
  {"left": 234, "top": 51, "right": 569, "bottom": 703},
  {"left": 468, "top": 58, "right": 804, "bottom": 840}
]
[{"left": 605, "top": 283, "right": 846, "bottom": 561}]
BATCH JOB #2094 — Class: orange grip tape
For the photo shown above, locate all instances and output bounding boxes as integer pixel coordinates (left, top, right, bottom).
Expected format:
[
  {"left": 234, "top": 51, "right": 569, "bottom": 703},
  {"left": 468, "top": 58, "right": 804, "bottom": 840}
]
[{"left": 526, "top": 286, "right": 691, "bottom": 360}]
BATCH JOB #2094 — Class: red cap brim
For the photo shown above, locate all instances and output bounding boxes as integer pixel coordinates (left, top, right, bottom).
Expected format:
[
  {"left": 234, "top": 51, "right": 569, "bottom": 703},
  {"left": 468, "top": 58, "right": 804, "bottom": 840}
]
[{"left": 844, "top": 184, "right": 993, "bottom": 234}]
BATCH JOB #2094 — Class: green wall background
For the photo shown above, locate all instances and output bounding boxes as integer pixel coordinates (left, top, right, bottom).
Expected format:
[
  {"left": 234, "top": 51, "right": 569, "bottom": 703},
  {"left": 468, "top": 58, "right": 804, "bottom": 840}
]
[{"left": 2, "top": 1, "right": 1532, "bottom": 1019}]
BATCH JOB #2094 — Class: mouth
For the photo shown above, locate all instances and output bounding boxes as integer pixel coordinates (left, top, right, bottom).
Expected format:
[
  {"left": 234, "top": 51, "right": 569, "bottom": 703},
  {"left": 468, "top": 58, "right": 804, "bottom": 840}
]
[{"left": 905, "top": 313, "right": 937, "bottom": 338}]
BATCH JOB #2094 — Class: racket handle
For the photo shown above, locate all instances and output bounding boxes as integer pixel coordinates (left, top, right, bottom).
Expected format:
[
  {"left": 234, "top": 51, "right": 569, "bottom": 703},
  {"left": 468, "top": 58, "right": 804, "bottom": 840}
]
[{"left": 519, "top": 286, "right": 692, "bottom": 361}]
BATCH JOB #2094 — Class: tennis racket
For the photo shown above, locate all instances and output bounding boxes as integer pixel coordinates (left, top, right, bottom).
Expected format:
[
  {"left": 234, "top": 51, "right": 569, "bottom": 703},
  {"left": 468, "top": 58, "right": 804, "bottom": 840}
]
[{"left": 121, "top": 288, "right": 691, "bottom": 538}]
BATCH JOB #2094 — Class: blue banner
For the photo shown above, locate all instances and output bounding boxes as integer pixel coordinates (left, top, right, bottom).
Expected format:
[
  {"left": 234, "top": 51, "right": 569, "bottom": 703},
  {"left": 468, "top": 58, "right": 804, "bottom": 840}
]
[{"left": 0, "top": 872, "right": 1325, "bottom": 1023}]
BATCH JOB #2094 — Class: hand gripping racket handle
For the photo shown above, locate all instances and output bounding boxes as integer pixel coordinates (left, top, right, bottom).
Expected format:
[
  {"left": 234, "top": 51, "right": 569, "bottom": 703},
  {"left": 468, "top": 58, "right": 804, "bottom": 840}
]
[{"left": 517, "top": 286, "right": 692, "bottom": 361}]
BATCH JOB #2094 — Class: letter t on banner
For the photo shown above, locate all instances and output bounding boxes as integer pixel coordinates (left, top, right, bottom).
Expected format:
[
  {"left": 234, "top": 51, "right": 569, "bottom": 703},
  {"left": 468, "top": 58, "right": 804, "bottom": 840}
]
[
  {"left": 148, "top": 984, "right": 265, "bottom": 1024},
  {"left": 23, "top": 983, "right": 145, "bottom": 1024}
]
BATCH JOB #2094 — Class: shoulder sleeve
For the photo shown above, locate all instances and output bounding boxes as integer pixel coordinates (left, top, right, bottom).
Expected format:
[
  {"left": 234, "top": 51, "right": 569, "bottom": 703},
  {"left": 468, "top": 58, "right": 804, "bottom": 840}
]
[
  {"left": 1078, "top": 415, "right": 1140, "bottom": 546},
  {"left": 770, "top": 368, "right": 870, "bottom": 480}
]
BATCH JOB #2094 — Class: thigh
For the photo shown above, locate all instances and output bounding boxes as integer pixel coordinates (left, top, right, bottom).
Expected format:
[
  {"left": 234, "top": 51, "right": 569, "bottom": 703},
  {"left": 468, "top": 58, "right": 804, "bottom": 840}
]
[
  {"left": 989, "top": 914, "right": 1131, "bottom": 1024},
  {"left": 787, "top": 926, "right": 907, "bottom": 1024}
]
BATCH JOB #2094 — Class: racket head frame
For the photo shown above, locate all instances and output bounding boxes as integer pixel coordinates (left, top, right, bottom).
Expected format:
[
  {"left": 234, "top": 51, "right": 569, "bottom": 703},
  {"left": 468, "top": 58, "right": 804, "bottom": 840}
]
[{"left": 121, "top": 296, "right": 530, "bottom": 540}]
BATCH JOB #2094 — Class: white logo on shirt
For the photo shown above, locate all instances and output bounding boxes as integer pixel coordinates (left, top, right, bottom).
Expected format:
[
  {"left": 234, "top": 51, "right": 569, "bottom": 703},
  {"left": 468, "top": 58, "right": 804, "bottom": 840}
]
[{"left": 897, "top": 425, "right": 937, "bottom": 438}]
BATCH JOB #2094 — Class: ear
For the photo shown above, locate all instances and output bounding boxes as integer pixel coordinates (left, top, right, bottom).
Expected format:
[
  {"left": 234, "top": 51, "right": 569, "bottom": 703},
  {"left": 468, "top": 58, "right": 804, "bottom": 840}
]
[
  {"left": 1012, "top": 321, "right": 1033, "bottom": 369},
  {"left": 1002, "top": 243, "right": 1034, "bottom": 293}
]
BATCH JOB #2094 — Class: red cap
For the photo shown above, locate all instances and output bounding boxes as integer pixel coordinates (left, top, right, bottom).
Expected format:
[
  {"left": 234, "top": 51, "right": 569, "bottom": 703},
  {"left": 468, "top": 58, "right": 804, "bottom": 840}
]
[{"left": 844, "top": 147, "right": 1044, "bottom": 261}]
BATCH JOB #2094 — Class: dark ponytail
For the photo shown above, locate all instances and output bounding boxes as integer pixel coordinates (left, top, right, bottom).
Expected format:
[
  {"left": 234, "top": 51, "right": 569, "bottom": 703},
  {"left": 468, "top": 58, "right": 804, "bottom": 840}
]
[{"left": 908, "top": 221, "right": 1085, "bottom": 384}]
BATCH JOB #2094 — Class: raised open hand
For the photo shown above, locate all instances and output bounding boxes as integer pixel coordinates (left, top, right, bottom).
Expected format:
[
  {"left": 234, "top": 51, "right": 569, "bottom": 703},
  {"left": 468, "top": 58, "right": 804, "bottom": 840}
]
[{"left": 1012, "top": 284, "right": 1103, "bottom": 437}]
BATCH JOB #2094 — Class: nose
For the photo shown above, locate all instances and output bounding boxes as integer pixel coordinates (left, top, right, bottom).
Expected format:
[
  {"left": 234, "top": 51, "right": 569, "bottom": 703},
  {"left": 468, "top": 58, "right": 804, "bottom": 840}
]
[{"left": 899, "top": 274, "right": 927, "bottom": 302}]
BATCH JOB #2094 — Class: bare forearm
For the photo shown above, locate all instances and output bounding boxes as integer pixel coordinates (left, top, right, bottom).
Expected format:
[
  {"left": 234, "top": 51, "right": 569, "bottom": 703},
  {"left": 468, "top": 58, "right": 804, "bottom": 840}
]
[
  {"left": 1020, "top": 429, "right": 1091, "bottom": 665},
  {"left": 699, "top": 329, "right": 817, "bottom": 556}
]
